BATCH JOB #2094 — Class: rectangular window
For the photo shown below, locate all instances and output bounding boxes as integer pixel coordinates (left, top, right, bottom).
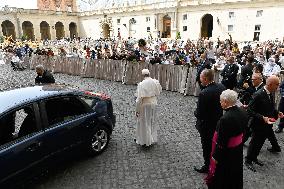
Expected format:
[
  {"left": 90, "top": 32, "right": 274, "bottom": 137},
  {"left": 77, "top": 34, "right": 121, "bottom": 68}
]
[
  {"left": 228, "top": 25, "right": 234, "bottom": 32},
  {"left": 183, "top": 14, "right": 187, "bottom": 20},
  {"left": 183, "top": 26, "right": 187, "bottom": 31},
  {"left": 45, "top": 97, "right": 89, "bottom": 127},
  {"left": 146, "top": 17, "right": 150, "bottom": 22},
  {"left": 117, "top": 19, "right": 121, "bottom": 24},
  {"left": 254, "top": 32, "right": 260, "bottom": 41},
  {"left": 147, "top": 27, "right": 150, "bottom": 32},
  {"left": 229, "top": 12, "right": 235, "bottom": 19},
  {"left": 256, "top": 10, "right": 263, "bottom": 17},
  {"left": 255, "top": 25, "right": 261, "bottom": 31},
  {"left": 0, "top": 104, "right": 39, "bottom": 147}
]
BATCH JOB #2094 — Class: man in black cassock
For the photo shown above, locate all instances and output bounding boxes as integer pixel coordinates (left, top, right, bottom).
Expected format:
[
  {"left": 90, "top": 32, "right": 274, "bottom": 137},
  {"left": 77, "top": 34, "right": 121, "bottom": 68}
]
[{"left": 206, "top": 89, "right": 248, "bottom": 189}]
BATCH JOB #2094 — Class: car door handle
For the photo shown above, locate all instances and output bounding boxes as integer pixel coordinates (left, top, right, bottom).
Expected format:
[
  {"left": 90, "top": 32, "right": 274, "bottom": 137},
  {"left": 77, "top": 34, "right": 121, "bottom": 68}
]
[{"left": 26, "top": 142, "right": 42, "bottom": 152}]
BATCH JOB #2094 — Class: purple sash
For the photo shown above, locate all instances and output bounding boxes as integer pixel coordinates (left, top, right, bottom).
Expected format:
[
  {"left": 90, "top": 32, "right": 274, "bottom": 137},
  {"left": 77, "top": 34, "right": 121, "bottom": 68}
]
[{"left": 205, "top": 131, "right": 243, "bottom": 185}]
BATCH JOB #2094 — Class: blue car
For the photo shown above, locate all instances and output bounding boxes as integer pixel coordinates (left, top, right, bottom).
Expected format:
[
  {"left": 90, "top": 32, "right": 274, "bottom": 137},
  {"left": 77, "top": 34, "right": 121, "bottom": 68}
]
[{"left": 0, "top": 84, "right": 115, "bottom": 187}]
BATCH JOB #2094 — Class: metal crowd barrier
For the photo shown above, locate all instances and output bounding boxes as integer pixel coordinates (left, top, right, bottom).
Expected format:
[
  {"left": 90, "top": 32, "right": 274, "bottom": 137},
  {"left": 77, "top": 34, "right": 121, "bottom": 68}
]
[
  {"left": 17, "top": 55, "right": 284, "bottom": 104},
  {"left": 26, "top": 55, "right": 231, "bottom": 96}
]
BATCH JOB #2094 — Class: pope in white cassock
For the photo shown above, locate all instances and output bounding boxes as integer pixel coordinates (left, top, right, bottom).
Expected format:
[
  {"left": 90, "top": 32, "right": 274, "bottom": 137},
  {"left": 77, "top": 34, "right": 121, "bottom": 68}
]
[{"left": 135, "top": 69, "right": 162, "bottom": 146}]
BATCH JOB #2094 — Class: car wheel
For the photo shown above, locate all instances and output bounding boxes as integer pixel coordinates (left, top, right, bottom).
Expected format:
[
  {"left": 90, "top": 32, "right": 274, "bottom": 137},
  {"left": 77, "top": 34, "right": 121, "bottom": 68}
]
[{"left": 88, "top": 125, "right": 110, "bottom": 156}]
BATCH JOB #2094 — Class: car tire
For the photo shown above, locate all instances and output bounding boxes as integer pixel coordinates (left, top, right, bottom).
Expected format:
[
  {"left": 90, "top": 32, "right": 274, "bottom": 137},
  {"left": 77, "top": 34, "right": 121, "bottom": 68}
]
[{"left": 87, "top": 125, "right": 110, "bottom": 156}]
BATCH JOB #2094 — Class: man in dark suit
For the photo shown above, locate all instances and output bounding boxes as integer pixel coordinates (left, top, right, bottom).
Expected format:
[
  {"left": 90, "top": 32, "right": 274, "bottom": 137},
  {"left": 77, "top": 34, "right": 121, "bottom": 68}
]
[
  {"left": 196, "top": 54, "right": 212, "bottom": 90},
  {"left": 221, "top": 56, "right": 239, "bottom": 90},
  {"left": 239, "top": 72, "right": 263, "bottom": 106},
  {"left": 275, "top": 80, "right": 284, "bottom": 133},
  {"left": 238, "top": 56, "right": 254, "bottom": 88},
  {"left": 194, "top": 69, "right": 226, "bottom": 173},
  {"left": 35, "top": 65, "right": 55, "bottom": 84},
  {"left": 245, "top": 75, "right": 283, "bottom": 172},
  {"left": 242, "top": 73, "right": 264, "bottom": 143}
]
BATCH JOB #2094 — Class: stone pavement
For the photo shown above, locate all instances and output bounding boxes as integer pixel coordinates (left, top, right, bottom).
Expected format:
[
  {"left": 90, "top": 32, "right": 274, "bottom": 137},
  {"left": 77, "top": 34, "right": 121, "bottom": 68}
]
[{"left": 0, "top": 64, "right": 283, "bottom": 189}]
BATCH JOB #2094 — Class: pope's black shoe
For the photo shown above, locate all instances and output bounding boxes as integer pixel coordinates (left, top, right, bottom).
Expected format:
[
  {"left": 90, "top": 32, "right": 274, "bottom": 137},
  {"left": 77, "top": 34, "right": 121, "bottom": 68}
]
[{"left": 194, "top": 165, "right": 208, "bottom": 173}]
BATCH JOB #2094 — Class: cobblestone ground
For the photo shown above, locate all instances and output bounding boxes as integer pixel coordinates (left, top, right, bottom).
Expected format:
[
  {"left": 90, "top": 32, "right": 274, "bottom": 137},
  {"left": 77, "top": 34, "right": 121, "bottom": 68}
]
[{"left": 1, "top": 64, "right": 284, "bottom": 189}]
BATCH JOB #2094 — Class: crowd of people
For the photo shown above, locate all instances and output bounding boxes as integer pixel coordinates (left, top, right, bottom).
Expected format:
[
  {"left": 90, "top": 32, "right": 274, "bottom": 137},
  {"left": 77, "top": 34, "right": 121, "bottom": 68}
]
[
  {"left": 124, "top": 37, "right": 284, "bottom": 189},
  {"left": 1, "top": 35, "right": 284, "bottom": 188},
  {"left": 135, "top": 66, "right": 284, "bottom": 189},
  {"left": 0, "top": 34, "right": 283, "bottom": 67}
]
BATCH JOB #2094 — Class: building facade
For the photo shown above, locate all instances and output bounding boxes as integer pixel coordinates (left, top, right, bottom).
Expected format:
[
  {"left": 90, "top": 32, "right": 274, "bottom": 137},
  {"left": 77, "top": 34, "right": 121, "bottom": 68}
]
[
  {"left": 0, "top": 0, "right": 78, "bottom": 41},
  {"left": 79, "top": 0, "right": 284, "bottom": 42},
  {"left": 0, "top": 0, "right": 284, "bottom": 42},
  {"left": 37, "top": 0, "right": 77, "bottom": 12}
]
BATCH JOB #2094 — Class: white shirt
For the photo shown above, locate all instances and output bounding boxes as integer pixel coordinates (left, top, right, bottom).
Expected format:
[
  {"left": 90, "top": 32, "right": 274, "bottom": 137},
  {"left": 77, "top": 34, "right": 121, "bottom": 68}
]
[
  {"left": 279, "top": 56, "right": 284, "bottom": 67},
  {"left": 263, "top": 63, "right": 281, "bottom": 77},
  {"left": 206, "top": 48, "right": 215, "bottom": 59},
  {"left": 255, "top": 82, "right": 263, "bottom": 91},
  {"left": 11, "top": 55, "right": 20, "bottom": 63}
]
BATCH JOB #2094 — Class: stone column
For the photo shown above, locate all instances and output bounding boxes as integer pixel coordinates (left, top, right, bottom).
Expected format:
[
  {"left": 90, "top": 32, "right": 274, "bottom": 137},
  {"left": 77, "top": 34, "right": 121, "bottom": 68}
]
[
  {"left": 0, "top": 24, "right": 3, "bottom": 36},
  {"left": 173, "top": 11, "right": 177, "bottom": 29},
  {"left": 157, "top": 14, "right": 164, "bottom": 38},
  {"left": 170, "top": 12, "right": 177, "bottom": 39},
  {"left": 153, "top": 13, "right": 159, "bottom": 38},
  {"left": 12, "top": 13, "right": 22, "bottom": 39},
  {"left": 211, "top": 16, "right": 218, "bottom": 40},
  {"left": 50, "top": 21, "right": 56, "bottom": 40},
  {"left": 76, "top": 22, "right": 79, "bottom": 38},
  {"left": 33, "top": 22, "right": 41, "bottom": 41},
  {"left": 110, "top": 29, "right": 114, "bottom": 39},
  {"left": 64, "top": 23, "right": 70, "bottom": 38}
]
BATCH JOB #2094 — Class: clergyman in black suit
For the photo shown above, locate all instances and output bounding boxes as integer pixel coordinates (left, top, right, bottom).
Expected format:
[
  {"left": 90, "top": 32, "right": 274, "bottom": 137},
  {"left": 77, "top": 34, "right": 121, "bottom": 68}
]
[
  {"left": 206, "top": 89, "right": 248, "bottom": 189},
  {"left": 245, "top": 75, "right": 283, "bottom": 172},
  {"left": 194, "top": 69, "right": 226, "bottom": 173}
]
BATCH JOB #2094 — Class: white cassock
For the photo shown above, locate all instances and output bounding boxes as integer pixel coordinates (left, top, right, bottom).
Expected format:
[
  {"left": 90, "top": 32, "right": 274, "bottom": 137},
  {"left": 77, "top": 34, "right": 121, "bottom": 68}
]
[{"left": 136, "top": 77, "right": 162, "bottom": 146}]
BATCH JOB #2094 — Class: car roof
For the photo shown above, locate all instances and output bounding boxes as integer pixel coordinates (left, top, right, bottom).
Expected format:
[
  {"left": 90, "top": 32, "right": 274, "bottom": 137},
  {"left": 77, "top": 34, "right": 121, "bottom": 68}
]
[{"left": 0, "top": 84, "right": 81, "bottom": 113}]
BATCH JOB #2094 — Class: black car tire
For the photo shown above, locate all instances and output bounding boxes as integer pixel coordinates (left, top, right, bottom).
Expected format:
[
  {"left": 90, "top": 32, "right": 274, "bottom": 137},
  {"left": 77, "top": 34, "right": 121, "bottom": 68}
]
[{"left": 87, "top": 125, "right": 110, "bottom": 156}]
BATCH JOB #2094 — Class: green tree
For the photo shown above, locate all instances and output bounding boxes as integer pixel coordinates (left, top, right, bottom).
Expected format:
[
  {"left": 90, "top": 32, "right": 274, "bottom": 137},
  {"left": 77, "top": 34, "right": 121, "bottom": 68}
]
[
  {"left": 21, "top": 35, "right": 28, "bottom": 41},
  {"left": 0, "top": 36, "right": 4, "bottom": 43},
  {"left": 176, "top": 32, "right": 181, "bottom": 39}
]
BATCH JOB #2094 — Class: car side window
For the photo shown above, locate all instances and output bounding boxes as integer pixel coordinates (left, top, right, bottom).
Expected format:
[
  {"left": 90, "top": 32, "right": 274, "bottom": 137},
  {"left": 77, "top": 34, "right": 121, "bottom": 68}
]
[
  {"left": 44, "top": 96, "right": 89, "bottom": 127},
  {"left": 0, "top": 105, "right": 38, "bottom": 146},
  {"left": 80, "top": 96, "right": 107, "bottom": 115}
]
